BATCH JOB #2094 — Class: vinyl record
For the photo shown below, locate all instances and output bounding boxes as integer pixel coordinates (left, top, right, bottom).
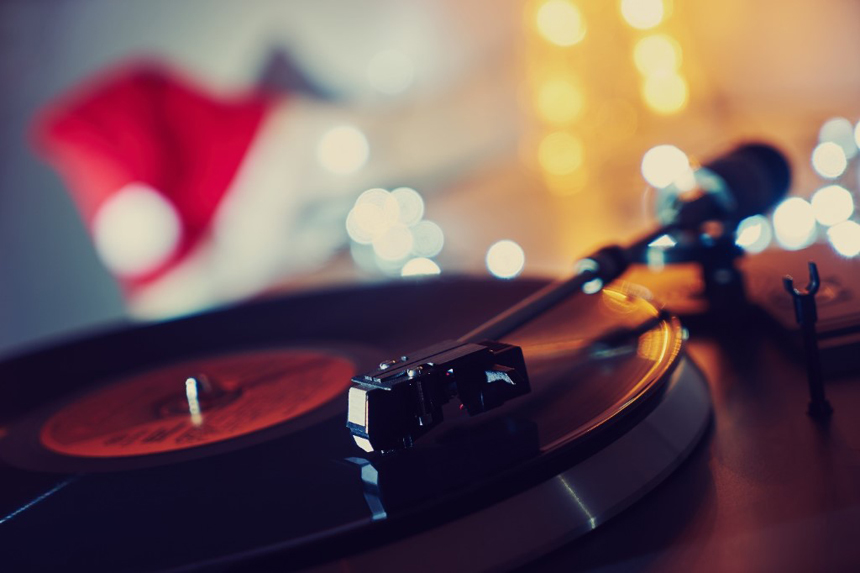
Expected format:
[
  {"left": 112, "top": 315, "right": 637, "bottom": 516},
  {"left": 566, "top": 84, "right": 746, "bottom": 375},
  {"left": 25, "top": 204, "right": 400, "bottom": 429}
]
[{"left": 0, "top": 278, "right": 710, "bottom": 572}]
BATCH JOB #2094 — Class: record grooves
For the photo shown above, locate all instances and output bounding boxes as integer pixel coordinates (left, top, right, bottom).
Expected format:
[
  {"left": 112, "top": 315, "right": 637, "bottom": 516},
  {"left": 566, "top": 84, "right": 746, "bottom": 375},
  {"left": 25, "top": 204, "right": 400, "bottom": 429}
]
[{"left": 0, "top": 278, "right": 711, "bottom": 572}]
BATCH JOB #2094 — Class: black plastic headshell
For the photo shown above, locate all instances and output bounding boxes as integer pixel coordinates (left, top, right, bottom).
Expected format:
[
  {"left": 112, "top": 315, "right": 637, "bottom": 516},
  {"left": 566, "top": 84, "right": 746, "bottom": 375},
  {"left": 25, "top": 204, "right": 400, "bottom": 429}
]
[{"left": 346, "top": 339, "right": 530, "bottom": 453}]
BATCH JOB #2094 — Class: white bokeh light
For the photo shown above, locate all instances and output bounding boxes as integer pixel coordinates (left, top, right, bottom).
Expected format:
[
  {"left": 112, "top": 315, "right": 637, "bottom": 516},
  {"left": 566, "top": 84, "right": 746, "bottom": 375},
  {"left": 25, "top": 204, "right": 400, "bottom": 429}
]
[
  {"left": 92, "top": 183, "right": 181, "bottom": 277},
  {"left": 642, "top": 71, "right": 689, "bottom": 115},
  {"left": 486, "top": 240, "right": 525, "bottom": 279},
  {"left": 372, "top": 224, "right": 413, "bottom": 261},
  {"left": 535, "top": 0, "right": 586, "bottom": 47},
  {"left": 345, "top": 206, "right": 378, "bottom": 245},
  {"left": 317, "top": 125, "right": 369, "bottom": 174},
  {"left": 620, "top": 0, "right": 664, "bottom": 30},
  {"left": 641, "top": 145, "right": 689, "bottom": 188},
  {"left": 735, "top": 215, "right": 773, "bottom": 254},
  {"left": 633, "top": 34, "right": 681, "bottom": 76},
  {"left": 827, "top": 220, "right": 860, "bottom": 257},
  {"left": 366, "top": 50, "right": 415, "bottom": 95},
  {"left": 345, "top": 188, "right": 399, "bottom": 244},
  {"left": 410, "top": 220, "right": 444, "bottom": 258},
  {"left": 773, "top": 197, "right": 817, "bottom": 251},
  {"left": 401, "top": 257, "right": 441, "bottom": 277},
  {"left": 811, "top": 185, "right": 855, "bottom": 227},
  {"left": 819, "top": 117, "right": 858, "bottom": 159},
  {"left": 811, "top": 142, "right": 847, "bottom": 179},
  {"left": 391, "top": 187, "right": 424, "bottom": 227},
  {"left": 346, "top": 187, "right": 439, "bottom": 274}
]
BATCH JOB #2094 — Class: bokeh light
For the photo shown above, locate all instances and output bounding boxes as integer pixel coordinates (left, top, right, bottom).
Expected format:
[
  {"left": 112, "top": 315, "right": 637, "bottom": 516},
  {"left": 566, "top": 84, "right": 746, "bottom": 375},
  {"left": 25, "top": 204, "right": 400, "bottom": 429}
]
[
  {"left": 811, "top": 142, "right": 847, "bottom": 179},
  {"left": 401, "top": 257, "right": 441, "bottom": 277},
  {"left": 357, "top": 187, "right": 398, "bottom": 210},
  {"left": 92, "top": 183, "right": 181, "bottom": 277},
  {"left": 819, "top": 117, "right": 858, "bottom": 159},
  {"left": 811, "top": 185, "right": 855, "bottom": 227},
  {"left": 366, "top": 50, "right": 415, "bottom": 95},
  {"left": 633, "top": 34, "right": 681, "bottom": 76},
  {"left": 410, "top": 220, "right": 445, "bottom": 258},
  {"left": 345, "top": 188, "right": 399, "bottom": 244},
  {"left": 735, "top": 214, "right": 773, "bottom": 254},
  {"left": 486, "top": 240, "right": 526, "bottom": 279},
  {"left": 620, "top": 0, "right": 665, "bottom": 30},
  {"left": 641, "top": 144, "right": 689, "bottom": 188},
  {"left": 372, "top": 224, "right": 413, "bottom": 261},
  {"left": 827, "top": 220, "right": 860, "bottom": 257},
  {"left": 391, "top": 187, "right": 424, "bottom": 227},
  {"left": 642, "top": 72, "right": 688, "bottom": 115},
  {"left": 346, "top": 186, "right": 441, "bottom": 273},
  {"left": 317, "top": 125, "right": 369, "bottom": 174},
  {"left": 345, "top": 208, "right": 374, "bottom": 245},
  {"left": 773, "top": 197, "right": 817, "bottom": 251},
  {"left": 535, "top": 0, "right": 587, "bottom": 47},
  {"left": 538, "top": 132, "right": 584, "bottom": 175},
  {"left": 536, "top": 77, "right": 585, "bottom": 124}
]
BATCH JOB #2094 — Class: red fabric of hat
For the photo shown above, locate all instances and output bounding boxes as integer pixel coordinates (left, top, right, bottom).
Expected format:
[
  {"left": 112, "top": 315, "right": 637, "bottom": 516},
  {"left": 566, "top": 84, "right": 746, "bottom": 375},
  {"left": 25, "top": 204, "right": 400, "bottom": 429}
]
[{"left": 32, "top": 62, "right": 271, "bottom": 289}]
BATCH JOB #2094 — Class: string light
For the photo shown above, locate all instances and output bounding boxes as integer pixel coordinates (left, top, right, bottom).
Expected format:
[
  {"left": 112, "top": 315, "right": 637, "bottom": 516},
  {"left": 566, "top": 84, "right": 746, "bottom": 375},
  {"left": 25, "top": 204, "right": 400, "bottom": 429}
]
[
  {"left": 372, "top": 224, "right": 414, "bottom": 261},
  {"left": 641, "top": 145, "right": 689, "bottom": 188},
  {"left": 620, "top": 0, "right": 665, "bottom": 30},
  {"left": 486, "top": 240, "right": 526, "bottom": 279},
  {"left": 401, "top": 257, "right": 441, "bottom": 277},
  {"left": 538, "top": 132, "right": 584, "bottom": 175},
  {"left": 827, "top": 220, "right": 860, "bottom": 257},
  {"left": 735, "top": 215, "right": 773, "bottom": 254},
  {"left": 773, "top": 198, "right": 816, "bottom": 251},
  {"left": 811, "top": 142, "right": 847, "bottom": 179},
  {"left": 345, "top": 188, "right": 399, "bottom": 245},
  {"left": 345, "top": 187, "right": 442, "bottom": 273},
  {"left": 811, "top": 185, "right": 854, "bottom": 227},
  {"left": 535, "top": 0, "right": 587, "bottom": 47},
  {"left": 410, "top": 220, "right": 444, "bottom": 258},
  {"left": 526, "top": 0, "right": 693, "bottom": 196},
  {"left": 317, "top": 125, "right": 369, "bottom": 174},
  {"left": 536, "top": 77, "right": 585, "bottom": 124},
  {"left": 818, "top": 117, "right": 858, "bottom": 159},
  {"left": 642, "top": 72, "right": 688, "bottom": 115},
  {"left": 391, "top": 187, "right": 424, "bottom": 226},
  {"left": 633, "top": 34, "right": 681, "bottom": 76}
]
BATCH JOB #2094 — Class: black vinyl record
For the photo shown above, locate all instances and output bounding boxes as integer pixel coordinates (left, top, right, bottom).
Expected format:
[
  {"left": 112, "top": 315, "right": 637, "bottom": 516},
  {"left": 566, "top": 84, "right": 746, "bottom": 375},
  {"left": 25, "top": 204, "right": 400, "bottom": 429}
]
[{"left": 0, "top": 278, "right": 710, "bottom": 572}]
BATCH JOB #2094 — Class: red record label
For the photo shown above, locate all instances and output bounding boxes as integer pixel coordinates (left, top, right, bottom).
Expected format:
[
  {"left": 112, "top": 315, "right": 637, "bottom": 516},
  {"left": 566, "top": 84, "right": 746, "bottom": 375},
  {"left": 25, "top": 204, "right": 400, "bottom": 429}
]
[{"left": 39, "top": 349, "right": 354, "bottom": 458}]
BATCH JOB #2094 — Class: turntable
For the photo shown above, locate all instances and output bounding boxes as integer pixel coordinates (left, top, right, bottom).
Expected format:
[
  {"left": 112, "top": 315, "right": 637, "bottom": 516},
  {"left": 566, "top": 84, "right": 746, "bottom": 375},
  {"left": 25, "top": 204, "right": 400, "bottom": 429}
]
[{"left": 2, "top": 144, "right": 860, "bottom": 572}]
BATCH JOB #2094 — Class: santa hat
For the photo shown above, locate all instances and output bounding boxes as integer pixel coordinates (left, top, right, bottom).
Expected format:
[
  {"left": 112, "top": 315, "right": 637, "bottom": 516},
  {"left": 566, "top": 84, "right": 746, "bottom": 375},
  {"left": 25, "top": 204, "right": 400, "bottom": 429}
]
[
  {"left": 33, "top": 63, "right": 271, "bottom": 292},
  {"left": 32, "top": 61, "right": 368, "bottom": 318}
]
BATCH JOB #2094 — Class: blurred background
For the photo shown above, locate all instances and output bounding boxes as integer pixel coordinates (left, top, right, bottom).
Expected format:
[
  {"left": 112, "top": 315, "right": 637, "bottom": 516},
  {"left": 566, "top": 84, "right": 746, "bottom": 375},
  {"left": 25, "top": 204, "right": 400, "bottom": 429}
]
[{"left": 1, "top": 0, "right": 860, "bottom": 357}]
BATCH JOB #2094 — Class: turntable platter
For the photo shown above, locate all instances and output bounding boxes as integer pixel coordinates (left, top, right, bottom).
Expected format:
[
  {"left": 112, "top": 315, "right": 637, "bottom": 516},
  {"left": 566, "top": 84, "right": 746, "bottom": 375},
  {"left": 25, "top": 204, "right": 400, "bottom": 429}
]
[{"left": 0, "top": 279, "right": 709, "bottom": 571}]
